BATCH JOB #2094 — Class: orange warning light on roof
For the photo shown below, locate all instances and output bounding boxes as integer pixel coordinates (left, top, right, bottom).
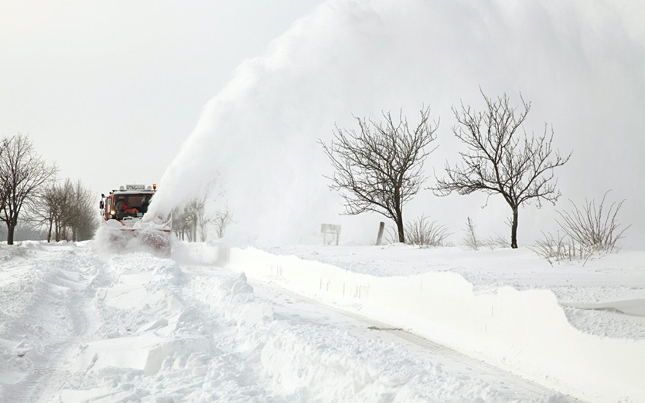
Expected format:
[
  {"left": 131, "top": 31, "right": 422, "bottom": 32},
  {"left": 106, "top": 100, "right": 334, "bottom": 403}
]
[{"left": 153, "top": 183, "right": 157, "bottom": 190}]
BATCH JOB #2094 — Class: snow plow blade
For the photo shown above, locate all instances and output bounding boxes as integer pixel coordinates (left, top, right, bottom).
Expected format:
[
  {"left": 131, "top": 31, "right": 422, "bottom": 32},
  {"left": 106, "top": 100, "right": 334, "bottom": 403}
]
[{"left": 95, "top": 220, "right": 173, "bottom": 257}]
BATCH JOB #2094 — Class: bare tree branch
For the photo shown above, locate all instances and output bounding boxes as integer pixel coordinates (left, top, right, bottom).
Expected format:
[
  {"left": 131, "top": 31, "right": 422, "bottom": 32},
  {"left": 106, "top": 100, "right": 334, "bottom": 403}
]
[
  {"left": 434, "top": 91, "right": 571, "bottom": 248},
  {"left": 0, "top": 134, "right": 57, "bottom": 244},
  {"left": 320, "top": 107, "right": 439, "bottom": 242}
]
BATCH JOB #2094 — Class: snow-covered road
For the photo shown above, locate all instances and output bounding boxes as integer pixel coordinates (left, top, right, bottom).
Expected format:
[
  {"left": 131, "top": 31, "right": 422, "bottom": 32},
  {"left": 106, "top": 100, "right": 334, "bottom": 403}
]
[
  {"left": 0, "top": 243, "right": 103, "bottom": 402},
  {"left": 0, "top": 242, "right": 577, "bottom": 402}
]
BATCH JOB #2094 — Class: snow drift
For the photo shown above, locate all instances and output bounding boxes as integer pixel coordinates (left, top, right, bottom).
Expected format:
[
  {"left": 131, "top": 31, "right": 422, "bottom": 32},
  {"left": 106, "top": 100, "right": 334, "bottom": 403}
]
[{"left": 221, "top": 245, "right": 645, "bottom": 403}]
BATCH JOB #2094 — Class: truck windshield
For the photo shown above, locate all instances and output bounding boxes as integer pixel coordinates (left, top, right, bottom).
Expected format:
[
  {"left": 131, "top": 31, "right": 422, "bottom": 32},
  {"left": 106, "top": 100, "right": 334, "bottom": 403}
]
[{"left": 115, "top": 194, "right": 152, "bottom": 218}]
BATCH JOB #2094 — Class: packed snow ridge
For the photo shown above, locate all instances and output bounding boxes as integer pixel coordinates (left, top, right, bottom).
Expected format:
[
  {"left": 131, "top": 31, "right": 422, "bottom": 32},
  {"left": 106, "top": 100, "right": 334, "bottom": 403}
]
[{"left": 1, "top": 240, "right": 644, "bottom": 402}]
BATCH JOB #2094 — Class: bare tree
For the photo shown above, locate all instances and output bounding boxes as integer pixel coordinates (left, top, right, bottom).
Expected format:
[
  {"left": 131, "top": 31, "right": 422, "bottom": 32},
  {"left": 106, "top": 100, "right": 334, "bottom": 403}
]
[
  {"left": 0, "top": 134, "right": 57, "bottom": 244},
  {"left": 434, "top": 92, "right": 571, "bottom": 248},
  {"left": 29, "top": 178, "right": 97, "bottom": 242},
  {"left": 320, "top": 107, "right": 439, "bottom": 243},
  {"left": 28, "top": 182, "right": 58, "bottom": 242},
  {"left": 197, "top": 205, "right": 211, "bottom": 242},
  {"left": 47, "top": 181, "right": 73, "bottom": 242},
  {"left": 172, "top": 204, "right": 194, "bottom": 242},
  {"left": 52, "top": 180, "right": 75, "bottom": 241},
  {"left": 172, "top": 196, "right": 211, "bottom": 242},
  {"left": 70, "top": 180, "right": 99, "bottom": 241},
  {"left": 213, "top": 207, "right": 232, "bottom": 239}
]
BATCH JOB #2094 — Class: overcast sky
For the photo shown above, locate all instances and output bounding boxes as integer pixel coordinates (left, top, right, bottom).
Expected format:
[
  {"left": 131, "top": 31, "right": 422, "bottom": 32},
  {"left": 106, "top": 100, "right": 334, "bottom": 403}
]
[
  {"left": 0, "top": 0, "right": 323, "bottom": 193},
  {"left": 2, "top": 0, "right": 644, "bottom": 247}
]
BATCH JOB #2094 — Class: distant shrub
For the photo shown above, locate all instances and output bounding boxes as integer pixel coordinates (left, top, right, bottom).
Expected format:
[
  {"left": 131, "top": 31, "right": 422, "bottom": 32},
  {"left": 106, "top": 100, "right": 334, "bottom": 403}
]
[
  {"left": 533, "top": 231, "right": 584, "bottom": 266},
  {"left": 557, "top": 191, "right": 629, "bottom": 254},
  {"left": 461, "top": 217, "right": 509, "bottom": 250},
  {"left": 405, "top": 215, "right": 451, "bottom": 247},
  {"left": 462, "top": 217, "right": 480, "bottom": 250},
  {"left": 533, "top": 191, "right": 630, "bottom": 265}
]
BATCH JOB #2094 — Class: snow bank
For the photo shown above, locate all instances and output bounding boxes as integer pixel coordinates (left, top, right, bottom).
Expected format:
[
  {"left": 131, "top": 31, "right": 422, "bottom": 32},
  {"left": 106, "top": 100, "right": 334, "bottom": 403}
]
[
  {"left": 0, "top": 242, "right": 585, "bottom": 401},
  {"left": 224, "top": 246, "right": 645, "bottom": 403}
]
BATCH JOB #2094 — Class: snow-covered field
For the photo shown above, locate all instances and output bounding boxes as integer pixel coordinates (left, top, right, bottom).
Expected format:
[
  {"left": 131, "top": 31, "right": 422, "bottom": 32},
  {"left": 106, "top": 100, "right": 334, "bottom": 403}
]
[{"left": 1, "top": 239, "right": 644, "bottom": 402}]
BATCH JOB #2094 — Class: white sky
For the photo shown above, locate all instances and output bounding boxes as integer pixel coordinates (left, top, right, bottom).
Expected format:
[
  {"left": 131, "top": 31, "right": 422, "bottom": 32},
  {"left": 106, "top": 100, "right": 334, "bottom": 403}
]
[
  {"left": 2, "top": 0, "right": 644, "bottom": 248},
  {"left": 0, "top": 0, "right": 323, "bottom": 194}
]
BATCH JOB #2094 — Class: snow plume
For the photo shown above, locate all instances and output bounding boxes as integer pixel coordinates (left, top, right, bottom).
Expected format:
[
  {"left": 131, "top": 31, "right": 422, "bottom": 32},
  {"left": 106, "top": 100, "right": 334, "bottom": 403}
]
[{"left": 149, "top": 0, "right": 645, "bottom": 246}]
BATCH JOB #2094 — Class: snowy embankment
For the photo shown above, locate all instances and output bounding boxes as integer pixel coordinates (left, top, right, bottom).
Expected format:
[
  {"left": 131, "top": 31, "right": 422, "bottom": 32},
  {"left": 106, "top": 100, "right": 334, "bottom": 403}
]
[
  {"left": 2, "top": 241, "right": 575, "bottom": 403},
  {"left": 201, "top": 244, "right": 645, "bottom": 403}
]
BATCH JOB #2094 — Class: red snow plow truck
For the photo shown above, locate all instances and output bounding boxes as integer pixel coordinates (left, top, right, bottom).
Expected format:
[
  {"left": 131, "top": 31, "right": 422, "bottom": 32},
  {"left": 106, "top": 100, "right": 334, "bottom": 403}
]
[{"left": 99, "top": 184, "right": 172, "bottom": 253}]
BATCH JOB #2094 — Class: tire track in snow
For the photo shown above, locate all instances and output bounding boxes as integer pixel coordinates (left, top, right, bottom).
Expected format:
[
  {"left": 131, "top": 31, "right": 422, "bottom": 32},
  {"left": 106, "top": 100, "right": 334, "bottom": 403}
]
[{"left": 0, "top": 244, "right": 101, "bottom": 403}]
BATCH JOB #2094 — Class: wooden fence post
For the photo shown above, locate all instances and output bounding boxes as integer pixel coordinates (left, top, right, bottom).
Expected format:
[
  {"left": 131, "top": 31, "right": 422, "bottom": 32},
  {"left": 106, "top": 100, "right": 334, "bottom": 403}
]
[{"left": 376, "top": 221, "right": 385, "bottom": 245}]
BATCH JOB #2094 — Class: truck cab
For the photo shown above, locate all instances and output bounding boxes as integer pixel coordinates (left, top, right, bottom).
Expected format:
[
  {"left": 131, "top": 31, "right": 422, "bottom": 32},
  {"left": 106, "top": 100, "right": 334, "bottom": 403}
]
[{"left": 100, "top": 184, "right": 156, "bottom": 223}]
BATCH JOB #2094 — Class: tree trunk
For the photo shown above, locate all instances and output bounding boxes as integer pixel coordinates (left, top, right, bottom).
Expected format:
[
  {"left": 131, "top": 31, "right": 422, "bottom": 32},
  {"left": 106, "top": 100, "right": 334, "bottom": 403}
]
[
  {"left": 47, "top": 219, "right": 53, "bottom": 243},
  {"left": 510, "top": 206, "right": 519, "bottom": 249},
  {"left": 7, "top": 222, "right": 15, "bottom": 245},
  {"left": 395, "top": 213, "right": 405, "bottom": 243},
  {"left": 397, "top": 221, "right": 405, "bottom": 243}
]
